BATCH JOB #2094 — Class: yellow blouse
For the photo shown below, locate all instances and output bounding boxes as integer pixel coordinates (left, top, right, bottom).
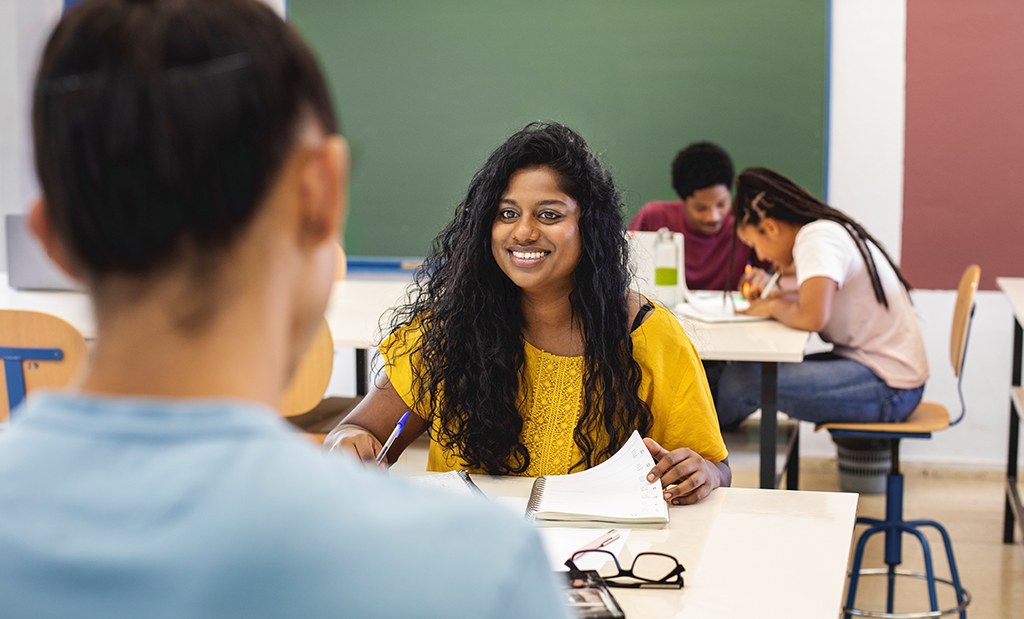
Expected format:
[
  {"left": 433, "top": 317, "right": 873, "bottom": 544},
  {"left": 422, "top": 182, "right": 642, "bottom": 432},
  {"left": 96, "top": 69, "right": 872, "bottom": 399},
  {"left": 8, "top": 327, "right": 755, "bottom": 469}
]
[{"left": 381, "top": 304, "right": 727, "bottom": 476}]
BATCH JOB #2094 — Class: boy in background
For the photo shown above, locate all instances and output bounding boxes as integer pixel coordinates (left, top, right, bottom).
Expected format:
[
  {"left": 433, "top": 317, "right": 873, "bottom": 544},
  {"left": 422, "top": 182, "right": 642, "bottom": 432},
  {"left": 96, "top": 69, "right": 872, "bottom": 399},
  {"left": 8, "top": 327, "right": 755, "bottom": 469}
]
[{"left": 630, "top": 141, "right": 760, "bottom": 291}]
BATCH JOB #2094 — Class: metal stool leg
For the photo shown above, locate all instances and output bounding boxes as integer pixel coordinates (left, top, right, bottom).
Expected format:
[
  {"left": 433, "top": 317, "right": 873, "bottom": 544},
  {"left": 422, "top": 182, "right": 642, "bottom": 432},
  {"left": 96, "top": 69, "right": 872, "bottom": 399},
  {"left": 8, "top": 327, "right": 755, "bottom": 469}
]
[
  {"left": 845, "top": 518, "right": 886, "bottom": 618},
  {"left": 914, "top": 520, "right": 969, "bottom": 619},
  {"left": 903, "top": 525, "right": 940, "bottom": 612}
]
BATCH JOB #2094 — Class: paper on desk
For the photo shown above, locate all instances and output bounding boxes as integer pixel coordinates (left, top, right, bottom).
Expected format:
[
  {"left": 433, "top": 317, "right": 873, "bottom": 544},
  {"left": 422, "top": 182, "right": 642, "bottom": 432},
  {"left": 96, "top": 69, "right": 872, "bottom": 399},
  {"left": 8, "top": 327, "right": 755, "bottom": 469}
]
[
  {"left": 538, "top": 528, "right": 630, "bottom": 572},
  {"left": 674, "top": 293, "right": 766, "bottom": 324}
]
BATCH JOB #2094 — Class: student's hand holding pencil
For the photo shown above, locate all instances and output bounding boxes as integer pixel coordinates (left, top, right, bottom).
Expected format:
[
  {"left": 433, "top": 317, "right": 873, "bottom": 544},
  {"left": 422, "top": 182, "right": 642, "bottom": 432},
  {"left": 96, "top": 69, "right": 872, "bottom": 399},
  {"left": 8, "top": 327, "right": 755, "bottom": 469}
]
[{"left": 739, "top": 266, "right": 773, "bottom": 300}]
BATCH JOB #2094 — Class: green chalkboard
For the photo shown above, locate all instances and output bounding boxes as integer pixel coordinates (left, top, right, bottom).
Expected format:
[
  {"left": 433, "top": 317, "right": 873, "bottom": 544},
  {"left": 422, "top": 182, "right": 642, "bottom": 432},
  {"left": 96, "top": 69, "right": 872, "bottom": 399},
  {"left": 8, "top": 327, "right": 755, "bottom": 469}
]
[{"left": 290, "top": 1, "right": 828, "bottom": 257}]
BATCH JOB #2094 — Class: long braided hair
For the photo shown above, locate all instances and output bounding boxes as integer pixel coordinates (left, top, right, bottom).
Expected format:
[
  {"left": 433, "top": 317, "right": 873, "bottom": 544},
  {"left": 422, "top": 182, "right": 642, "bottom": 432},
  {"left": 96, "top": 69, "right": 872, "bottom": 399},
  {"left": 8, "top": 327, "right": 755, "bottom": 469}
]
[
  {"left": 383, "top": 122, "right": 652, "bottom": 475},
  {"left": 733, "top": 167, "right": 911, "bottom": 307}
]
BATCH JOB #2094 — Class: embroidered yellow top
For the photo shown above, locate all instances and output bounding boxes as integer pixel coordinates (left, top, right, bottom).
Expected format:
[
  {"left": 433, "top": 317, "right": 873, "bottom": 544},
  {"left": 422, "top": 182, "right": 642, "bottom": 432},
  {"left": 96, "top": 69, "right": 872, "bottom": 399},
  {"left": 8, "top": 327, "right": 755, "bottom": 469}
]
[{"left": 381, "top": 304, "right": 727, "bottom": 476}]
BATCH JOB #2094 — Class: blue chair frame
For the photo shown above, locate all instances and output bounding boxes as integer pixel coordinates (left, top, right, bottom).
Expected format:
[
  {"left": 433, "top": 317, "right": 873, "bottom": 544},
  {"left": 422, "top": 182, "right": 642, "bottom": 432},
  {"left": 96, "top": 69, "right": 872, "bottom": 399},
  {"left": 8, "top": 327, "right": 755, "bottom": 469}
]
[{"left": 822, "top": 265, "right": 979, "bottom": 618}]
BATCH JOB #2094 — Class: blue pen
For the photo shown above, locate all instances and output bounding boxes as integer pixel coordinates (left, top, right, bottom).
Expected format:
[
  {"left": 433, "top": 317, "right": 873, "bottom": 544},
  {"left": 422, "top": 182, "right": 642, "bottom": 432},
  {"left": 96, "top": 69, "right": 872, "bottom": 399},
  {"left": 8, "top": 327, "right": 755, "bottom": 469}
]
[{"left": 375, "top": 411, "right": 411, "bottom": 465}]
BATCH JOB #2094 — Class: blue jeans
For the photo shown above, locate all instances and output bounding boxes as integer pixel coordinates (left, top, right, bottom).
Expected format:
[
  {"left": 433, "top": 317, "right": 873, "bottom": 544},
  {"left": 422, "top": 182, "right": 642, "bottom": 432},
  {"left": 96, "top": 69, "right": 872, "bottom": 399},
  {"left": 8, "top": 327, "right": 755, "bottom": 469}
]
[{"left": 714, "top": 354, "right": 925, "bottom": 429}]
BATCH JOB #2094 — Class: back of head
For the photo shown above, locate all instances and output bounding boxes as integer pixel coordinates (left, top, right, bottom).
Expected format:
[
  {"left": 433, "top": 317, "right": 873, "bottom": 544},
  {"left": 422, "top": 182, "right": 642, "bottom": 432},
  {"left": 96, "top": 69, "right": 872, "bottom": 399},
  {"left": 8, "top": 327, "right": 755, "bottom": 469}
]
[
  {"left": 32, "top": 0, "right": 336, "bottom": 284},
  {"left": 734, "top": 166, "right": 912, "bottom": 305},
  {"left": 671, "top": 141, "right": 734, "bottom": 199},
  {"left": 732, "top": 166, "right": 823, "bottom": 228}
]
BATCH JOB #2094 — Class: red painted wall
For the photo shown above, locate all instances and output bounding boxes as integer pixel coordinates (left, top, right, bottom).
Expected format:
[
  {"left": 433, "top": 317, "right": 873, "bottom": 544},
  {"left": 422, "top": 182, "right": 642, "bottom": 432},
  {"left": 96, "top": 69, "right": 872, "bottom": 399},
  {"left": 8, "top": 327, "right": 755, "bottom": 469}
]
[{"left": 903, "top": 0, "right": 1024, "bottom": 290}]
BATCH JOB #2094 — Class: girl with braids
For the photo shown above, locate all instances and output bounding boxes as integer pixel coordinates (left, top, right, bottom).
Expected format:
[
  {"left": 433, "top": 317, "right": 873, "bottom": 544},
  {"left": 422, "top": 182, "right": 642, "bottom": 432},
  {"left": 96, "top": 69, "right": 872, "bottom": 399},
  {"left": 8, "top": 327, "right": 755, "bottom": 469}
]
[
  {"left": 326, "top": 122, "right": 730, "bottom": 505},
  {"left": 715, "top": 167, "right": 928, "bottom": 428}
]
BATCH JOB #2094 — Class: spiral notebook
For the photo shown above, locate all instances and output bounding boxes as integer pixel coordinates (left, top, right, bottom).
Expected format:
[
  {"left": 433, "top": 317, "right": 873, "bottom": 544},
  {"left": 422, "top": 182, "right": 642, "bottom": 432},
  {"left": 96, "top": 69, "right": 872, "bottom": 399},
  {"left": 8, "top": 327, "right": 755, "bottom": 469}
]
[{"left": 525, "top": 431, "right": 669, "bottom": 528}]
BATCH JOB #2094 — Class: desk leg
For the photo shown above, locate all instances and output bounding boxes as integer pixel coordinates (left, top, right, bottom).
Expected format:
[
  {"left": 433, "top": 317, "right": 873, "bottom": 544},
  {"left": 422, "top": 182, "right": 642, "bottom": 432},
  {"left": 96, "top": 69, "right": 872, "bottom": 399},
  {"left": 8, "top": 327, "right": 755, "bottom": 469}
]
[
  {"left": 760, "top": 362, "right": 778, "bottom": 489},
  {"left": 786, "top": 426, "right": 800, "bottom": 490},
  {"left": 356, "top": 348, "right": 368, "bottom": 396},
  {"left": 1005, "top": 320, "right": 1022, "bottom": 544}
]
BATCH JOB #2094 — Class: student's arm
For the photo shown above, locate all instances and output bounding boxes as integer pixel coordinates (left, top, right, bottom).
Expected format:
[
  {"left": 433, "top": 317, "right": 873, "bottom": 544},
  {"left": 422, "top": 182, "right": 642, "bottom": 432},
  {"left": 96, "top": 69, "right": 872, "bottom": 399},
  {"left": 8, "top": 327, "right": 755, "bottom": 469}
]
[
  {"left": 743, "top": 275, "right": 837, "bottom": 331},
  {"left": 323, "top": 374, "right": 428, "bottom": 467},
  {"left": 644, "top": 441, "right": 731, "bottom": 505}
]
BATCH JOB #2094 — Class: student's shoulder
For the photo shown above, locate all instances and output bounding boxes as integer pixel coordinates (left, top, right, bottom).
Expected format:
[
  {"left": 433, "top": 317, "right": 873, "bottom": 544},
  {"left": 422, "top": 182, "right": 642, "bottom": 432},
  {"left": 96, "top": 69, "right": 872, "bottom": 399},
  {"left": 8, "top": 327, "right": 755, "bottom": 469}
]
[
  {"left": 630, "top": 200, "right": 683, "bottom": 229},
  {"left": 797, "top": 218, "right": 850, "bottom": 243},
  {"left": 630, "top": 298, "right": 693, "bottom": 353}
]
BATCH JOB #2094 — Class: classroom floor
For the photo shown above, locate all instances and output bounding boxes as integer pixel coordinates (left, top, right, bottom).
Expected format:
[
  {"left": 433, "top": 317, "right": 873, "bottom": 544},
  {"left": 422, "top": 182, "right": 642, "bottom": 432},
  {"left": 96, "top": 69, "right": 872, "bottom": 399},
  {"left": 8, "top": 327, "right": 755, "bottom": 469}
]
[
  {"left": 393, "top": 438, "right": 1024, "bottom": 618},
  {"left": 729, "top": 453, "right": 1024, "bottom": 618}
]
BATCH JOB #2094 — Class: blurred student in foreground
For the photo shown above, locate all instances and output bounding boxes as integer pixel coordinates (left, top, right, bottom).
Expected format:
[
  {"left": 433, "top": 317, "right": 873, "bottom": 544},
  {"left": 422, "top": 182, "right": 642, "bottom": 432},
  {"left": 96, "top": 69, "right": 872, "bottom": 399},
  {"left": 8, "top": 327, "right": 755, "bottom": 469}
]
[{"left": 0, "top": 1, "right": 567, "bottom": 617}]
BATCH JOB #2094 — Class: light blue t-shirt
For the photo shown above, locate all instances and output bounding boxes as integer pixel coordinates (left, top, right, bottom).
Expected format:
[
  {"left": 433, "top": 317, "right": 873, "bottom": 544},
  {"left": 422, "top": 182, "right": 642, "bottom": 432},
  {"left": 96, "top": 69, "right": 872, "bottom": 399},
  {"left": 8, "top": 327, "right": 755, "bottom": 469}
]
[{"left": 0, "top": 393, "right": 569, "bottom": 619}]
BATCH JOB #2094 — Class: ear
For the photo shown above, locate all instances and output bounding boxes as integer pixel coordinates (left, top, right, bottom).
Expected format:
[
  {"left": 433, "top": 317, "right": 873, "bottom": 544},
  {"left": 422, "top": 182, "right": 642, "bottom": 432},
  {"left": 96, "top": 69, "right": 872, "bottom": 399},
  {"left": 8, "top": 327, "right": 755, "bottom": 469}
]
[
  {"left": 760, "top": 217, "right": 782, "bottom": 238},
  {"left": 296, "top": 134, "right": 349, "bottom": 248},
  {"left": 27, "top": 198, "right": 82, "bottom": 281}
]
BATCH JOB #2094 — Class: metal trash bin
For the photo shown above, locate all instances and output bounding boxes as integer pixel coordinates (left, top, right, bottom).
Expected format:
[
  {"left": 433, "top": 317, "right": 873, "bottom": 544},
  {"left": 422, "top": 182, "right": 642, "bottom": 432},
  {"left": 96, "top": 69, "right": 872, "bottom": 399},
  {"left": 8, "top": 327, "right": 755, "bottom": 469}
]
[{"left": 836, "top": 441, "right": 890, "bottom": 494}]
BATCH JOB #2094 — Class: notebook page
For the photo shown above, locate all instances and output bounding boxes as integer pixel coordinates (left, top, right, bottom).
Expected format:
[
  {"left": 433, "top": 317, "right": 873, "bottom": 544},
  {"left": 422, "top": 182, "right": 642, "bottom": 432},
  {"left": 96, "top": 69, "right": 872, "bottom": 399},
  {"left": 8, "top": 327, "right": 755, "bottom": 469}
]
[
  {"left": 533, "top": 431, "right": 667, "bottom": 521},
  {"left": 674, "top": 292, "right": 766, "bottom": 324}
]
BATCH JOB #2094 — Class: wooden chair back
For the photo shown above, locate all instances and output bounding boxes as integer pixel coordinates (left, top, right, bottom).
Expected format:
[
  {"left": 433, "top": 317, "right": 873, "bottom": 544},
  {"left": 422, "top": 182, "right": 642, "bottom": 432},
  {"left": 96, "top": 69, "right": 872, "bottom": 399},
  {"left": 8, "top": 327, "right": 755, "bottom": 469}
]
[
  {"left": 949, "top": 264, "right": 980, "bottom": 378},
  {"left": 279, "top": 319, "right": 334, "bottom": 417},
  {"left": 0, "top": 310, "right": 87, "bottom": 420}
]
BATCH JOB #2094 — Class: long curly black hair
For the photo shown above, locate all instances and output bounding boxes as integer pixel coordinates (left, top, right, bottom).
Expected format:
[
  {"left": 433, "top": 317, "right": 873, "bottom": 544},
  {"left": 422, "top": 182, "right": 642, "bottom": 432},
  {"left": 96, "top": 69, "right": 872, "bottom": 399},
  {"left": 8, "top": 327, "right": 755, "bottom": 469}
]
[{"left": 383, "top": 122, "right": 652, "bottom": 475}]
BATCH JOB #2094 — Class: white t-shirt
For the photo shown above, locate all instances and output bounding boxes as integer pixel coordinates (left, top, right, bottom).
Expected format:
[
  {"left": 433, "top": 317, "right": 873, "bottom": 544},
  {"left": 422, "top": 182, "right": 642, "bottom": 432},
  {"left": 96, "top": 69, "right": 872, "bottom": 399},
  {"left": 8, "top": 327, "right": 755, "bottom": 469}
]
[{"left": 793, "top": 219, "right": 928, "bottom": 389}]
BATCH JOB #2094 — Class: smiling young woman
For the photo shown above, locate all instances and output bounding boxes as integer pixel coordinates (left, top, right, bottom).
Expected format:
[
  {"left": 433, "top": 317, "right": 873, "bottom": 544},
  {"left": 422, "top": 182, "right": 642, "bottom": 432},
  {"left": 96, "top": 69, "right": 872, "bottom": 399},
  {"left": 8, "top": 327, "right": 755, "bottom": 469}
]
[{"left": 326, "top": 122, "right": 731, "bottom": 505}]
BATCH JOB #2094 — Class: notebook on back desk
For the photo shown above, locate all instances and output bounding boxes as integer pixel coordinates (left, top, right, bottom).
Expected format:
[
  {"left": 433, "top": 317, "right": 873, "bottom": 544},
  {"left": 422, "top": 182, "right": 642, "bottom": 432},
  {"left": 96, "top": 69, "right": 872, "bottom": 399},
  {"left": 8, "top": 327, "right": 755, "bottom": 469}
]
[{"left": 5, "top": 214, "right": 82, "bottom": 291}]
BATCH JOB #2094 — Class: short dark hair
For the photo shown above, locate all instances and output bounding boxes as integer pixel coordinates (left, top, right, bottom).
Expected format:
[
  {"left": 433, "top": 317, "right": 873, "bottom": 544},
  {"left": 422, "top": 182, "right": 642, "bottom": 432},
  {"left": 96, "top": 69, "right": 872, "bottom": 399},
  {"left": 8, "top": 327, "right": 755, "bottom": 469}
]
[
  {"left": 32, "top": 0, "right": 337, "bottom": 280},
  {"left": 670, "top": 141, "right": 734, "bottom": 199}
]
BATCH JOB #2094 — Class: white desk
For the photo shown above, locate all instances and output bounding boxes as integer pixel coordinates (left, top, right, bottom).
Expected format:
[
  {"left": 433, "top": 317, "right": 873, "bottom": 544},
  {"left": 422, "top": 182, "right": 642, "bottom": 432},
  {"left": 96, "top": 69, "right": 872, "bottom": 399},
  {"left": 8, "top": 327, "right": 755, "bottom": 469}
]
[
  {"left": 325, "top": 278, "right": 412, "bottom": 348},
  {"left": 997, "top": 277, "right": 1024, "bottom": 544},
  {"left": 469, "top": 478, "right": 857, "bottom": 618},
  {"left": 682, "top": 317, "right": 810, "bottom": 490}
]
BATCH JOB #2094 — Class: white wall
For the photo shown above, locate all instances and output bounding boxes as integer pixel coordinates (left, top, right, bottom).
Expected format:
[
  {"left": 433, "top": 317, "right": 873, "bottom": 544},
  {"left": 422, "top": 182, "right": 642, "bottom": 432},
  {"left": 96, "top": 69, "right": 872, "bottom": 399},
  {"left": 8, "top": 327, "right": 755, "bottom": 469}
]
[
  {"left": 827, "top": 0, "right": 905, "bottom": 259},
  {"left": 0, "top": 0, "right": 62, "bottom": 271},
  {"left": 808, "top": 0, "right": 1017, "bottom": 470},
  {"left": 798, "top": 290, "right": 1016, "bottom": 468}
]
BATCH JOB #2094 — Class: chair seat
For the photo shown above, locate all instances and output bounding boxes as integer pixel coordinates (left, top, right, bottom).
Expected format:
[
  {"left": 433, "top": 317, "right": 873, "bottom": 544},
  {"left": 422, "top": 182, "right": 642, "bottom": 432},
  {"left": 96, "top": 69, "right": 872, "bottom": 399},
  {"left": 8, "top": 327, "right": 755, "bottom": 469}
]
[{"left": 816, "top": 401, "right": 950, "bottom": 436}]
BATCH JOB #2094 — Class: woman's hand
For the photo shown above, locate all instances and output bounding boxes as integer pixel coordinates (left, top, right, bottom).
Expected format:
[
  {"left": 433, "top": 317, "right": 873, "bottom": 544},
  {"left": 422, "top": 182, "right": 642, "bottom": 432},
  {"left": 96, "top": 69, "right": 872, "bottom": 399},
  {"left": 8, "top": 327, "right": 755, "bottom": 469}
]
[
  {"left": 643, "top": 438, "right": 731, "bottom": 505},
  {"left": 323, "top": 424, "right": 387, "bottom": 469}
]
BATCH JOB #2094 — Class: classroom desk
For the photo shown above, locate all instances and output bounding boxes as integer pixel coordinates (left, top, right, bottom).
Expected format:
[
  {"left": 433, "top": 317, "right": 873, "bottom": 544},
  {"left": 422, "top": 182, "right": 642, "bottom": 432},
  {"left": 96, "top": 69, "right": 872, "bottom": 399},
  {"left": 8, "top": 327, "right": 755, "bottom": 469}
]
[
  {"left": 997, "top": 277, "right": 1024, "bottom": 544},
  {"left": 325, "top": 277, "right": 414, "bottom": 395},
  {"left": 680, "top": 318, "right": 810, "bottom": 490},
  {"left": 465, "top": 477, "right": 857, "bottom": 618}
]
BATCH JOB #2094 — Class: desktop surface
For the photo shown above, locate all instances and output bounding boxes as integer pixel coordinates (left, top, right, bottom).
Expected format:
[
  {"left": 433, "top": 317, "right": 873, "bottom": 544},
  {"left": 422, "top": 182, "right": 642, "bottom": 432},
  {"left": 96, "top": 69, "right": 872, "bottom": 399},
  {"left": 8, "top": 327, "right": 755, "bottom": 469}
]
[{"left": 463, "top": 477, "right": 857, "bottom": 619}]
